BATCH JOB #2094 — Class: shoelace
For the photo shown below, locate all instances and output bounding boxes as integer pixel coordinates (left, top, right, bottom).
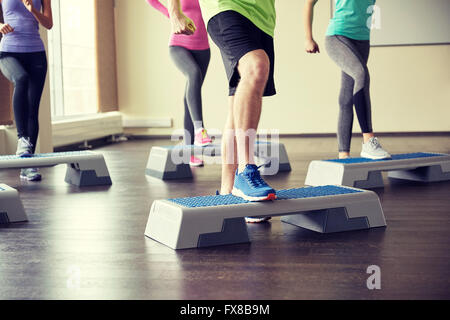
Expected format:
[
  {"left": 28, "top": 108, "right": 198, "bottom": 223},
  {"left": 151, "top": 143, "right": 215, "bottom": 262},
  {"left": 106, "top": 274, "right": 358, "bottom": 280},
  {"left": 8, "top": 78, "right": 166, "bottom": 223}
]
[
  {"left": 21, "top": 137, "right": 34, "bottom": 149},
  {"left": 201, "top": 130, "right": 210, "bottom": 140},
  {"left": 244, "top": 166, "right": 269, "bottom": 188},
  {"left": 370, "top": 137, "right": 381, "bottom": 150}
]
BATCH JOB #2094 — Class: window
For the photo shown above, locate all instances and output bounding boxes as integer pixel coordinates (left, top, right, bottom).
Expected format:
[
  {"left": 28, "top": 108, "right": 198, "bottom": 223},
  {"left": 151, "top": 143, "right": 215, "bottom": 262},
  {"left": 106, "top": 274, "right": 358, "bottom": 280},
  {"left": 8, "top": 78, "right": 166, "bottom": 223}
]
[{"left": 47, "top": 0, "right": 98, "bottom": 119}]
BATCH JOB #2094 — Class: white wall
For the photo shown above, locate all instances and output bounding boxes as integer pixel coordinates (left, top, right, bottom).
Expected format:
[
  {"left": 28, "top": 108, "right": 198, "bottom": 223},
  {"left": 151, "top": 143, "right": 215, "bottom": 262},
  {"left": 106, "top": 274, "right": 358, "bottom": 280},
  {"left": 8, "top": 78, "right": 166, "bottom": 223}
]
[{"left": 115, "top": 0, "right": 450, "bottom": 135}]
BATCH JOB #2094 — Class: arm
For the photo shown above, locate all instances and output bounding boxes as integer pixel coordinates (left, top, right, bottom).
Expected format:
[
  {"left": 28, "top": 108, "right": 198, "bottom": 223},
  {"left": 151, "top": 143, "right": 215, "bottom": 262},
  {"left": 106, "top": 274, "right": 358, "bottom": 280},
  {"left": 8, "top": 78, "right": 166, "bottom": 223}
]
[
  {"left": 147, "top": 0, "right": 170, "bottom": 18},
  {"left": 304, "top": 0, "right": 320, "bottom": 53},
  {"left": 22, "top": 0, "right": 53, "bottom": 30},
  {"left": 0, "top": 0, "right": 14, "bottom": 34},
  {"left": 167, "top": 0, "right": 195, "bottom": 35}
]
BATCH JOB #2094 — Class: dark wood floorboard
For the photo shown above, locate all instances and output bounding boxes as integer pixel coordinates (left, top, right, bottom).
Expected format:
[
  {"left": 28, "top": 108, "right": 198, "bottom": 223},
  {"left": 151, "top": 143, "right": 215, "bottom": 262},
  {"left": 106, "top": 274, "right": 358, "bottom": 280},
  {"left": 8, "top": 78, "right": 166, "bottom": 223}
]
[{"left": 1, "top": 135, "right": 449, "bottom": 300}]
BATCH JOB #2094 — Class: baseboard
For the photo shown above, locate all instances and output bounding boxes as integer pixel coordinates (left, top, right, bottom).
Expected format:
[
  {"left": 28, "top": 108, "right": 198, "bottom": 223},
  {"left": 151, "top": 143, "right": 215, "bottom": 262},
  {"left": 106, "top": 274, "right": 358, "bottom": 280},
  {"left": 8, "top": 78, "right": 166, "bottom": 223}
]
[
  {"left": 52, "top": 112, "right": 124, "bottom": 148},
  {"left": 126, "top": 131, "right": 450, "bottom": 140}
]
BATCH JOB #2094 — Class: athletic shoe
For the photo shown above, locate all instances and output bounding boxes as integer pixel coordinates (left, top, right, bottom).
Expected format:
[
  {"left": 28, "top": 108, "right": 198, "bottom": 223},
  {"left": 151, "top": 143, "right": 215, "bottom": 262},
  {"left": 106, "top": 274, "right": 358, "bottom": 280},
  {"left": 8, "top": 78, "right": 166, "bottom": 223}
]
[
  {"left": 194, "top": 128, "right": 212, "bottom": 147},
  {"left": 189, "top": 156, "right": 204, "bottom": 167},
  {"left": 20, "top": 168, "right": 42, "bottom": 182},
  {"left": 232, "top": 164, "right": 277, "bottom": 202},
  {"left": 16, "top": 137, "right": 33, "bottom": 158},
  {"left": 245, "top": 217, "right": 272, "bottom": 223},
  {"left": 361, "top": 137, "right": 391, "bottom": 160}
]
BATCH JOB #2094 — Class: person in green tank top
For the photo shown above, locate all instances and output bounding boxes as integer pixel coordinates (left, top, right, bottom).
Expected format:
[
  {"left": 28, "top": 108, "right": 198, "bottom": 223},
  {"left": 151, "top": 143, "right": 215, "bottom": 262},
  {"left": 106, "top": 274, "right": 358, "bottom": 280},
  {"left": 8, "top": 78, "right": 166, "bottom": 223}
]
[
  {"left": 166, "top": 0, "right": 278, "bottom": 220},
  {"left": 304, "top": 0, "right": 390, "bottom": 160},
  {"left": 199, "top": 0, "right": 276, "bottom": 37}
]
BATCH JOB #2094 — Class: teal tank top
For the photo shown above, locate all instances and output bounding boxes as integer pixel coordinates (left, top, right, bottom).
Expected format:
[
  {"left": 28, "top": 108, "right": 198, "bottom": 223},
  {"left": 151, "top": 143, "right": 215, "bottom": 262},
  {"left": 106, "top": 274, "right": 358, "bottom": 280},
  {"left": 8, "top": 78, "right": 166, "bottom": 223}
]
[{"left": 326, "top": 0, "right": 376, "bottom": 41}]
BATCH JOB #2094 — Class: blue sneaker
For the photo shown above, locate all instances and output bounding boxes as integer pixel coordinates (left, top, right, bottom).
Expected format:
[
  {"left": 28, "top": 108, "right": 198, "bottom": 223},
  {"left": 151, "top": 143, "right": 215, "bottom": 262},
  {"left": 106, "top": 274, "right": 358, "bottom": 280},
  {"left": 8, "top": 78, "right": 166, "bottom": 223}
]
[{"left": 232, "top": 164, "right": 277, "bottom": 202}]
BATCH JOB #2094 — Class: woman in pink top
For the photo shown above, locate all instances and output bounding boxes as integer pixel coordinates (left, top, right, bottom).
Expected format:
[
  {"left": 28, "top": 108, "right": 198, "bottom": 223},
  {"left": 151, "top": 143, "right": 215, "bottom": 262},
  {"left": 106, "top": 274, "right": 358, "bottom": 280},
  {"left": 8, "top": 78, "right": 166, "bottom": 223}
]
[{"left": 147, "top": 0, "right": 212, "bottom": 167}]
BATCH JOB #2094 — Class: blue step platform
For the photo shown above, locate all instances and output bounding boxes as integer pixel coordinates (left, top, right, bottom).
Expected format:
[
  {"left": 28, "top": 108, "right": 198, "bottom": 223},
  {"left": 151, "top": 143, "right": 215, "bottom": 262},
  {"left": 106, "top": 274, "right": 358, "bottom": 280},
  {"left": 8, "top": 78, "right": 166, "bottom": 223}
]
[
  {"left": 0, "top": 151, "right": 112, "bottom": 187},
  {"left": 144, "top": 185, "right": 386, "bottom": 249},
  {"left": 306, "top": 152, "right": 450, "bottom": 188}
]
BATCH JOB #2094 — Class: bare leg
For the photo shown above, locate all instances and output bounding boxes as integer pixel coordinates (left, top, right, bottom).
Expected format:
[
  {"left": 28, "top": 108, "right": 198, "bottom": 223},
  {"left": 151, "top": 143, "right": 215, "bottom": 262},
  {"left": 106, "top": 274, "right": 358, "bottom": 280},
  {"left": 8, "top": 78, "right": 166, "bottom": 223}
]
[
  {"left": 233, "top": 50, "right": 270, "bottom": 173},
  {"left": 339, "top": 152, "right": 350, "bottom": 159},
  {"left": 221, "top": 96, "right": 238, "bottom": 194}
]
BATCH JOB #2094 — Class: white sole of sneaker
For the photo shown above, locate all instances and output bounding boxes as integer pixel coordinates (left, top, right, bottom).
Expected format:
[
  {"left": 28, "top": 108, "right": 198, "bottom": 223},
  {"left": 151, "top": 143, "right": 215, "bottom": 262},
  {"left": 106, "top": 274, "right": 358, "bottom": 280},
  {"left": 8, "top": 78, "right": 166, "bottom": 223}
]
[
  {"left": 245, "top": 217, "right": 272, "bottom": 223},
  {"left": 231, "top": 188, "right": 277, "bottom": 202},
  {"left": 189, "top": 162, "right": 204, "bottom": 167},
  {"left": 17, "top": 153, "right": 33, "bottom": 158},
  {"left": 360, "top": 152, "right": 392, "bottom": 160},
  {"left": 20, "top": 175, "right": 42, "bottom": 182},
  {"left": 194, "top": 142, "right": 212, "bottom": 147}
]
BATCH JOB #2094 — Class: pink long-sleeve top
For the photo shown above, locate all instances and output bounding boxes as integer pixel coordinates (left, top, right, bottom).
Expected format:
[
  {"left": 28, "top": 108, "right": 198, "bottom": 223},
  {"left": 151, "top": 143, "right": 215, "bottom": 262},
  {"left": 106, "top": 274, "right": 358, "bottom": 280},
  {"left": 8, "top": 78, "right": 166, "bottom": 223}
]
[{"left": 147, "top": 0, "right": 210, "bottom": 50}]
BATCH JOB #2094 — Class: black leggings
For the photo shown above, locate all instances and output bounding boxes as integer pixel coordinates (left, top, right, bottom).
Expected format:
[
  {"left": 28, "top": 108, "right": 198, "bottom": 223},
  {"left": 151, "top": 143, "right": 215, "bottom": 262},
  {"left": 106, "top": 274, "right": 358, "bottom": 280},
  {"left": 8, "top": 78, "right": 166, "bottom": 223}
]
[
  {"left": 169, "top": 46, "right": 210, "bottom": 145},
  {"left": 0, "top": 51, "right": 47, "bottom": 153}
]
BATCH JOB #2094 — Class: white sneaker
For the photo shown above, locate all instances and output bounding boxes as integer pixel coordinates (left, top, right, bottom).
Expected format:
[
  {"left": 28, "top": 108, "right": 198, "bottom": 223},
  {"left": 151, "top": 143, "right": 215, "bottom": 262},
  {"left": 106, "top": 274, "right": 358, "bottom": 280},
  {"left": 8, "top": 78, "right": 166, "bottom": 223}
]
[
  {"left": 361, "top": 137, "right": 391, "bottom": 160},
  {"left": 20, "top": 168, "right": 42, "bottom": 182},
  {"left": 16, "top": 137, "right": 33, "bottom": 157}
]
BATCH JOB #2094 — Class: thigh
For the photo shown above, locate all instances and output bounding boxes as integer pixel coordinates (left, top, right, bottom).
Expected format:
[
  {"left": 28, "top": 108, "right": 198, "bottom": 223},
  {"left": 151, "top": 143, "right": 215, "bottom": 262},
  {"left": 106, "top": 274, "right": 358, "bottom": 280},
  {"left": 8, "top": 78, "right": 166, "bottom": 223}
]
[
  {"left": 21, "top": 51, "right": 48, "bottom": 82},
  {"left": 325, "top": 35, "right": 367, "bottom": 79},
  {"left": 0, "top": 54, "right": 28, "bottom": 83},
  {"left": 353, "top": 40, "right": 370, "bottom": 65},
  {"left": 169, "top": 46, "right": 202, "bottom": 78},
  {"left": 207, "top": 10, "right": 275, "bottom": 95},
  {"left": 190, "top": 49, "right": 211, "bottom": 80}
]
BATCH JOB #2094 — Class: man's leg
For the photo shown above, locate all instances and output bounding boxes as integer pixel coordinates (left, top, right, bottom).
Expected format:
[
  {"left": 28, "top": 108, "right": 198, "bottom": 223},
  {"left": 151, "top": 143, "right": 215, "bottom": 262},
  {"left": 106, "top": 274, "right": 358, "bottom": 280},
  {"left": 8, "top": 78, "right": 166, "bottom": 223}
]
[
  {"left": 221, "top": 96, "right": 237, "bottom": 194},
  {"left": 234, "top": 49, "right": 270, "bottom": 173}
]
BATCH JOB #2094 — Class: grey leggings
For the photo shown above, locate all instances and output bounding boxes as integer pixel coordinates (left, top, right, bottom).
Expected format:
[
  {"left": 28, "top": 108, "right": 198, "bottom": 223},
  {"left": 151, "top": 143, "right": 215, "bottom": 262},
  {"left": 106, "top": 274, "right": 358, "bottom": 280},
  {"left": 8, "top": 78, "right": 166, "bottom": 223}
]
[
  {"left": 325, "top": 35, "right": 373, "bottom": 152},
  {"left": 169, "top": 46, "right": 210, "bottom": 145}
]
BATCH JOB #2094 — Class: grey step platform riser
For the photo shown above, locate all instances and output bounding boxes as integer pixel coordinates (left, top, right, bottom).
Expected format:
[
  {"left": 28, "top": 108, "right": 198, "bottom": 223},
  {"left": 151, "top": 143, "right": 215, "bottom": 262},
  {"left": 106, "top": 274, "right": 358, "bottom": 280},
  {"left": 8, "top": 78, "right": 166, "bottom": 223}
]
[
  {"left": 0, "top": 184, "right": 28, "bottom": 224},
  {"left": 146, "top": 142, "right": 291, "bottom": 180},
  {"left": 144, "top": 186, "right": 386, "bottom": 250},
  {"left": 306, "top": 154, "right": 450, "bottom": 188},
  {"left": 0, "top": 152, "right": 112, "bottom": 187}
]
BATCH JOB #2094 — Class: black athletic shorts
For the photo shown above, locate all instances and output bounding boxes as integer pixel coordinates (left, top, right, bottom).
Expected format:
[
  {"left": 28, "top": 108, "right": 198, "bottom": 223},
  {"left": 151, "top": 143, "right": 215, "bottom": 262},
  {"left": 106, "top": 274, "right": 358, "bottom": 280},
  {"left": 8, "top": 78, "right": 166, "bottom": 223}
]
[{"left": 207, "top": 10, "right": 276, "bottom": 97}]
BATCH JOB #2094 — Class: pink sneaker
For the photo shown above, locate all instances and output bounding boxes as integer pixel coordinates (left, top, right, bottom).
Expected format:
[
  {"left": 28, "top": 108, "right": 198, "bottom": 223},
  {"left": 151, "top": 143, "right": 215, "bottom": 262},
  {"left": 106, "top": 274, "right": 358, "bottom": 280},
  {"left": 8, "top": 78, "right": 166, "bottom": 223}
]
[
  {"left": 189, "top": 156, "right": 204, "bottom": 167},
  {"left": 194, "top": 128, "right": 212, "bottom": 147}
]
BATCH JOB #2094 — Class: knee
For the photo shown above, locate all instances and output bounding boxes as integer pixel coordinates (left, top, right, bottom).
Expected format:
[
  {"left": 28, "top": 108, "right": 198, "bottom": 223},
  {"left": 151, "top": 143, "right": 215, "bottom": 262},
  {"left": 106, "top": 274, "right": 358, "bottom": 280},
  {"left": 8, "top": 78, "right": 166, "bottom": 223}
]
[
  {"left": 12, "top": 72, "right": 29, "bottom": 86},
  {"left": 240, "top": 54, "right": 270, "bottom": 87},
  {"left": 354, "top": 67, "right": 370, "bottom": 90},
  {"left": 187, "top": 68, "right": 203, "bottom": 86}
]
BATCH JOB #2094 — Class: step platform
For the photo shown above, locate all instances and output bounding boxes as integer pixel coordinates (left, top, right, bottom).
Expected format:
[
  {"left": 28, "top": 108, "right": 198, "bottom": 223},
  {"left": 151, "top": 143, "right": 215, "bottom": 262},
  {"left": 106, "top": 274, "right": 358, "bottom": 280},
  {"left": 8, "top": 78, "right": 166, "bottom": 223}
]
[
  {"left": 144, "top": 185, "right": 386, "bottom": 249},
  {"left": 145, "top": 141, "right": 291, "bottom": 180},
  {"left": 305, "top": 153, "right": 450, "bottom": 189},
  {"left": 0, "top": 184, "right": 27, "bottom": 224},
  {"left": 0, "top": 151, "right": 112, "bottom": 187}
]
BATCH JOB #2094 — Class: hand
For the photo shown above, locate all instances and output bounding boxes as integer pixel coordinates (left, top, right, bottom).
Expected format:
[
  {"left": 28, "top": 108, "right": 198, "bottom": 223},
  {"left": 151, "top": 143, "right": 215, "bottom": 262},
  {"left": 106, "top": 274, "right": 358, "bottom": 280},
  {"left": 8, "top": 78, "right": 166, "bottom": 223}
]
[
  {"left": 170, "top": 13, "right": 196, "bottom": 35},
  {"left": 0, "top": 23, "right": 14, "bottom": 35},
  {"left": 22, "top": 0, "right": 34, "bottom": 12},
  {"left": 305, "top": 38, "right": 320, "bottom": 53}
]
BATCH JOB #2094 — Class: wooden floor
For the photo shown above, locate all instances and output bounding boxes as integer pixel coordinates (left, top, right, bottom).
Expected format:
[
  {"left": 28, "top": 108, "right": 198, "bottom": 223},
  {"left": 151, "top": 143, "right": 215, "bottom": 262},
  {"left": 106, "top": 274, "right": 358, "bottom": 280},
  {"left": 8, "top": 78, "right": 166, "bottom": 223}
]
[{"left": 1, "top": 135, "right": 449, "bottom": 300}]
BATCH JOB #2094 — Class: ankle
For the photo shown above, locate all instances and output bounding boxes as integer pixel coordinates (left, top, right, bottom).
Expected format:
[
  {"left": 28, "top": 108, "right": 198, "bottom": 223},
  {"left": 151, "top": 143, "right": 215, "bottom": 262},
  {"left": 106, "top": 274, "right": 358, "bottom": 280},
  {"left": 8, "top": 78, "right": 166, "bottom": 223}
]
[
  {"left": 339, "top": 152, "right": 350, "bottom": 159},
  {"left": 195, "top": 127, "right": 205, "bottom": 134},
  {"left": 363, "top": 133, "right": 375, "bottom": 144}
]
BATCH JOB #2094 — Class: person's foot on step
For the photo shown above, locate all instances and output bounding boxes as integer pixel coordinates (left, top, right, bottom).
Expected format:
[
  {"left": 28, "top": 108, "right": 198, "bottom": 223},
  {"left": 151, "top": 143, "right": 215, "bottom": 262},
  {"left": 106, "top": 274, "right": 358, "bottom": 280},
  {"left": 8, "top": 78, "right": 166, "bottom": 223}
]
[{"left": 361, "top": 137, "right": 391, "bottom": 160}]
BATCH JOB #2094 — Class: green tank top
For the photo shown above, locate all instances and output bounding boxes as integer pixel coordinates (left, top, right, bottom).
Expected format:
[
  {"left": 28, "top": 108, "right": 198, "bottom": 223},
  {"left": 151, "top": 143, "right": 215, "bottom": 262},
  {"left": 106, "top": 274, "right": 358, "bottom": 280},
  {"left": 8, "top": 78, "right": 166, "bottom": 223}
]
[
  {"left": 199, "top": 0, "right": 276, "bottom": 37},
  {"left": 326, "top": 0, "right": 376, "bottom": 40}
]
